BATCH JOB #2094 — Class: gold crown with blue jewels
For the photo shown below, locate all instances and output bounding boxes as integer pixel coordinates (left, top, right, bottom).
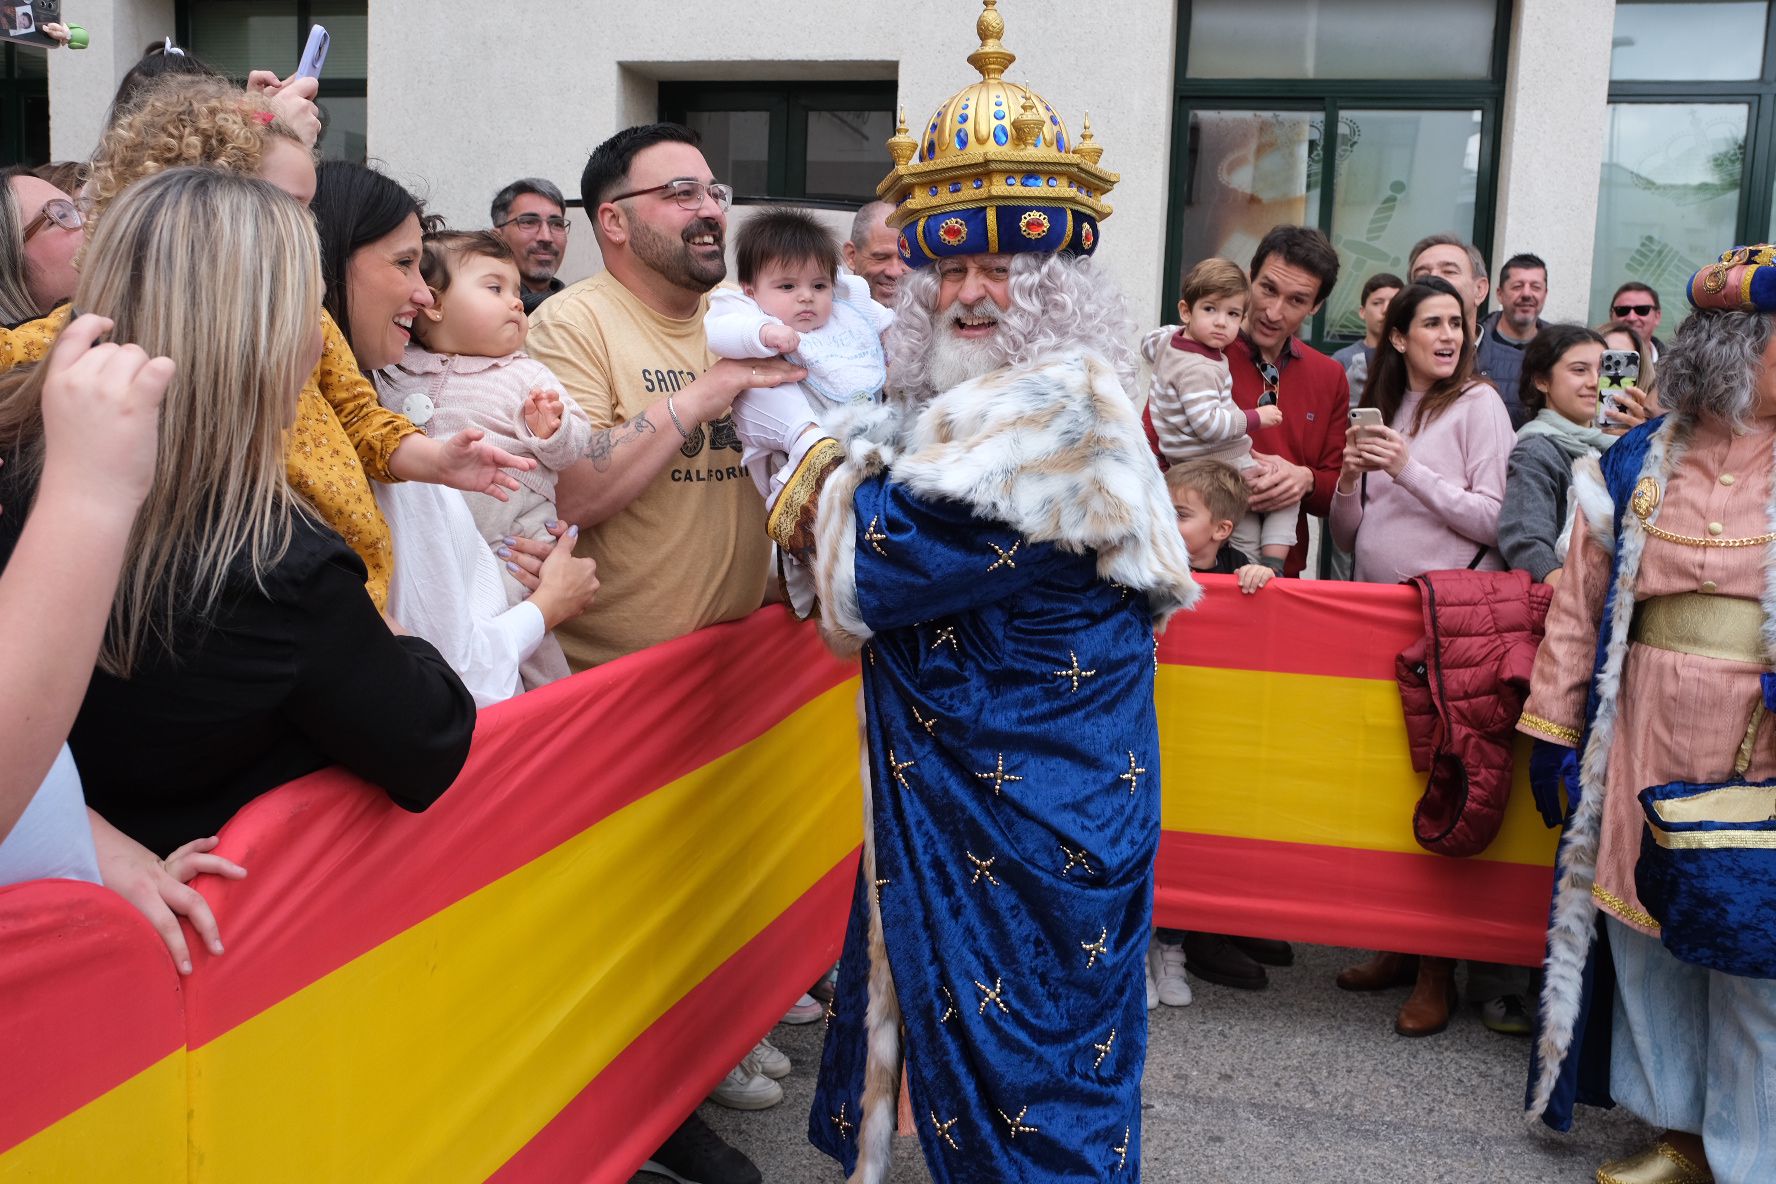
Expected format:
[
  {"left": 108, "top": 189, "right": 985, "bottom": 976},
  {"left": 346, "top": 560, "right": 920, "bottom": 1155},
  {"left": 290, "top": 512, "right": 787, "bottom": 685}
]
[{"left": 878, "top": 0, "right": 1117, "bottom": 268}]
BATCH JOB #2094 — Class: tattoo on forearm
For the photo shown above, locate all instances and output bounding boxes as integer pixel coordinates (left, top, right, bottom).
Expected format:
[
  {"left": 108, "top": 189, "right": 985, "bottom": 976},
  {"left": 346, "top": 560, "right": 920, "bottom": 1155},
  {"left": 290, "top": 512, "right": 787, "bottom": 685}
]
[{"left": 585, "top": 414, "right": 658, "bottom": 472}]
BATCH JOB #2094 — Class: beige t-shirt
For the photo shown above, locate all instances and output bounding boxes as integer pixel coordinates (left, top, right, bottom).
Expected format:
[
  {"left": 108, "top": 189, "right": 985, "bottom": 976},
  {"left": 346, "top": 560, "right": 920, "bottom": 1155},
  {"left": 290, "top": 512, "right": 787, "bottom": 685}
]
[{"left": 526, "top": 270, "right": 768, "bottom": 669}]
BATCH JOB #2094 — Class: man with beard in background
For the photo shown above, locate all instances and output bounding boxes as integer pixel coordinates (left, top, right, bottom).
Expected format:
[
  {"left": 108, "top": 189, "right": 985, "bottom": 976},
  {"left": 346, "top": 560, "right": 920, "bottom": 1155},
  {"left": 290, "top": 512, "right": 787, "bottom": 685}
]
[{"left": 732, "top": 6, "right": 1198, "bottom": 1178}]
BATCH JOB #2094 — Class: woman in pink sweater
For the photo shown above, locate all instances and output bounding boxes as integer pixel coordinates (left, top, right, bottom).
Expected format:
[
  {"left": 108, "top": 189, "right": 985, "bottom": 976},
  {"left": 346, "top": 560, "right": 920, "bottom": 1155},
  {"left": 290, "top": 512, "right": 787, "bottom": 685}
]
[
  {"left": 1331, "top": 277, "right": 1515, "bottom": 585},
  {"left": 1329, "top": 276, "right": 1519, "bottom": 1038}
]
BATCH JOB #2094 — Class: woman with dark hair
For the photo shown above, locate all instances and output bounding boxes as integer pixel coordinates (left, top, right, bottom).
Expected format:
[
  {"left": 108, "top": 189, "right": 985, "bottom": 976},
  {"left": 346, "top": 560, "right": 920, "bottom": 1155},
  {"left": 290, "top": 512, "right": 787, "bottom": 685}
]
[
  {"left": 1498, "top": 325, "right": 1621, "bottom": 586},
  {"left": 308, "top": 161, "right": 598, "bottom": 706},
  {"left": 1329, "top": 277, "right": 1519, "bottom": 1037},
  {"left": 1522, "top": 245, "right": 1776, "bottom": 1182}
]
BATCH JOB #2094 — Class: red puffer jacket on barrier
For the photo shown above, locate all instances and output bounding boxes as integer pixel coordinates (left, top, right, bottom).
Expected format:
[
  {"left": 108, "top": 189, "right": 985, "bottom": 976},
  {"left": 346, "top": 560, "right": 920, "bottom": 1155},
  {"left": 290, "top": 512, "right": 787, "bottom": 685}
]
[{"left": 1396, "top": 568, "right": 1553, "bottom": 857}]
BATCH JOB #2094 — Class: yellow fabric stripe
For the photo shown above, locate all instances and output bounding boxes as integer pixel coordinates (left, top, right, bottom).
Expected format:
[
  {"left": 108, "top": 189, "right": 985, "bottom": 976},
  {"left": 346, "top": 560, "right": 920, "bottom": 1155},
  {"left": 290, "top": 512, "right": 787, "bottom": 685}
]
[
  {"left": 1158, "top": 665, "right": 1558, "bottom": 866},
  {"left": 184, "top": 681, "right": 863, "bottom": 1183},
  {"left": 0, "top": 1052, "right": 186, "bottom": 1182}
]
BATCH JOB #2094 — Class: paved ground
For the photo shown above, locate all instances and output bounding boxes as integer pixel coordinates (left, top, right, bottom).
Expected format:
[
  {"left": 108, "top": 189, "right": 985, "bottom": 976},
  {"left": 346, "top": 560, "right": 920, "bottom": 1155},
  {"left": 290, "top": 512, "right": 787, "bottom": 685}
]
[{"left": 634, "top": 943, "right": 1650, "bottom": 1183}]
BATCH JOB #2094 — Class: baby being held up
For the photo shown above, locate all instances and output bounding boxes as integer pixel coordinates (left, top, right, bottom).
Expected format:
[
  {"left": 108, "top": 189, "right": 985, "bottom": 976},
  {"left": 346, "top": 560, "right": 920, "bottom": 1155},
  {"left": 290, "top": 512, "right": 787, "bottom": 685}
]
[
  {"left": 377, "top": 229, "right": 591, "bottom": 686},
  {"left": 705, "top": 208, "right": 895, "bottom": 502},
  {"left": 1142, "top": 258, "right": 1299, "bottom": 573}
]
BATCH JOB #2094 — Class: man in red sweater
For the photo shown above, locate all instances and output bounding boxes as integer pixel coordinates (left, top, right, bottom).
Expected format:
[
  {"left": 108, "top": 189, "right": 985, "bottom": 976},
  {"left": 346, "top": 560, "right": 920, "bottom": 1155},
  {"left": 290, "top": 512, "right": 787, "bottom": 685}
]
[{"left": 1227, "top": 225, "right": 1350, "bottom": 578}]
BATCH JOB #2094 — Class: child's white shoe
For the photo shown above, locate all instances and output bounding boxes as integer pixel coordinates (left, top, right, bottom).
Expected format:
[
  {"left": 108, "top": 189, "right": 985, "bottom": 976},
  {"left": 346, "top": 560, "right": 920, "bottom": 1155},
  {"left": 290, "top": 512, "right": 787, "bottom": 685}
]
[{"left": 1149, "top": 936, "right": 1193, "bottom": 1007}]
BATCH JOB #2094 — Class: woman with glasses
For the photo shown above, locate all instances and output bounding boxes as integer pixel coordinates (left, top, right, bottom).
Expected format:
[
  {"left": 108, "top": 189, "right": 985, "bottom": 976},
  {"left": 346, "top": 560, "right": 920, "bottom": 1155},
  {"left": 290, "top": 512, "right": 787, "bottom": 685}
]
[{"left": 0, "top": 168, "right": 82, "bottom": 325}]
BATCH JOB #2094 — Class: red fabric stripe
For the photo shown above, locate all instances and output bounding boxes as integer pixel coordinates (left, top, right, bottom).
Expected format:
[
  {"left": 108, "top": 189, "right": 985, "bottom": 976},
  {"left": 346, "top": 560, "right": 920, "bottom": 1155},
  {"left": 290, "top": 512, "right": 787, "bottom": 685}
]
[
  {"left": 183, "top": 608, "right": 854, "bottom": 1044},
  {"left": 1160, "top": 574, "right": 1421, "bottom": 681},
  {"left": 1153, "top": 831, "right": 1553, "bottom": 966},
  {"left": 0, "top": 881, "right": 185, "bottom": 1149},
  {"left": 489, "top": 850, "right": 858, "bottom": 1183}
]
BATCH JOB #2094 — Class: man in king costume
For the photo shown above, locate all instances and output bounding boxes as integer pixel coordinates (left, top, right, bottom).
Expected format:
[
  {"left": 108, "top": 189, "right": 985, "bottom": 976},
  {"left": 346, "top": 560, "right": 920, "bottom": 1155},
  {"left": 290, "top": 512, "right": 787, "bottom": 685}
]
[{"left": 732, "top": 5, "right": 1198, "bottom": 1180}]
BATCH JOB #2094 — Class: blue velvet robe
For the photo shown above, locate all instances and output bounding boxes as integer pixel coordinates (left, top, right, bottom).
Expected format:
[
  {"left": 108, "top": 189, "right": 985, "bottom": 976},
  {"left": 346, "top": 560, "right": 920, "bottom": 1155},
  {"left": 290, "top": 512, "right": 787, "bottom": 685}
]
[{"left": 809, "top": 475, "right": 1158, "bottom": 1182}]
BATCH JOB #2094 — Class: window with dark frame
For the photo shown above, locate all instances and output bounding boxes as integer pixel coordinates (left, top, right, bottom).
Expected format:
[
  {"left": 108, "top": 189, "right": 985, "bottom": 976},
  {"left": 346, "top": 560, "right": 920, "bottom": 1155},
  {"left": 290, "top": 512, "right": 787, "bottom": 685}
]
[
  {"left": 1591, "top": 0, "right": 1776, "bottom": 323},
  {"left": 659, "top": 81, "right": 899, "bottom": 206},
  {"left": 175, "top": 0, "right": 368, "bottom": 164},
  {"left": 1166, "top": 0, "right": 1511, "bottom": 349},
  {"left": 0, "top": 41, "right": 49, "bottom": 166}
]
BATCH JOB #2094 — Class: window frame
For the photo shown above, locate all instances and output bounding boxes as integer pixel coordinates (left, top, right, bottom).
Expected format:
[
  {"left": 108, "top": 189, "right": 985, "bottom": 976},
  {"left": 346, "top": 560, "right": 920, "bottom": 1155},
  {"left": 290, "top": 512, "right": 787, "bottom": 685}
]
[
  {"left": 174, "top": 0, "right": 368, "bottom": 161},
  {"left": 1164, "top": 0, "right": 1513, "bottom": 347},
  {"left": 0, "top": 42, "right": 50, "bottom": 166},
  {"left": 659, "top": 80, "right": 898, "bottom": 205},
  {"left": 1602, "top": 3, "right": 1776, "bottom": 259}
]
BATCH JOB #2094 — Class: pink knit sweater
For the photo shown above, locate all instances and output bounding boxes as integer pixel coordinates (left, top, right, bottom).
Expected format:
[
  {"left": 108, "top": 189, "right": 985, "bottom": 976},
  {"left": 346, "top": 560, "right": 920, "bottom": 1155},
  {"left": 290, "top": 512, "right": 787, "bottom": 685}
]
[{"left": 1329, "top": 385, "right": 1515, "bottom": 584}]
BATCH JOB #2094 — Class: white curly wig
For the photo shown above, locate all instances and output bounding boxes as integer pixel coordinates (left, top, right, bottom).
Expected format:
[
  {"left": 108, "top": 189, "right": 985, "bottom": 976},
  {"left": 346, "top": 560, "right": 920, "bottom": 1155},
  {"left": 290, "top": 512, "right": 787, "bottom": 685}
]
[{"left": 884, "top": 251, "right": 1138, "bottom": 406}]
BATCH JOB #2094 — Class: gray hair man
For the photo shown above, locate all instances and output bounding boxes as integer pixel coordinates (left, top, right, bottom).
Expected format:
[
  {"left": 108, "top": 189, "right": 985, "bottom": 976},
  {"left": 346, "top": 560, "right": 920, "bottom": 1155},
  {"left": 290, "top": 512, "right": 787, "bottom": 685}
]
[
  {"left": 1408, "top": 233, "right": 1533, "bottom": 427},
  {"left": 490, "top": 177, "right": 569, "bottom": 313},
  {"left": 842, "top": 200, "right": 907, "bottom": 306}
]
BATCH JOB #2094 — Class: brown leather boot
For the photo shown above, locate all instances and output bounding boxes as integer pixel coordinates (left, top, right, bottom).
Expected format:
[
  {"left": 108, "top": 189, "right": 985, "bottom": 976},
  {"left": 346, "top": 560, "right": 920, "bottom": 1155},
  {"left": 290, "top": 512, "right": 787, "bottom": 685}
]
[
  {"left": 1395, "top": 956, "right": 1458, "bottom": 1037},
  {"left": 1335, "top": 950, "right": 1418, "bottom": 992}
]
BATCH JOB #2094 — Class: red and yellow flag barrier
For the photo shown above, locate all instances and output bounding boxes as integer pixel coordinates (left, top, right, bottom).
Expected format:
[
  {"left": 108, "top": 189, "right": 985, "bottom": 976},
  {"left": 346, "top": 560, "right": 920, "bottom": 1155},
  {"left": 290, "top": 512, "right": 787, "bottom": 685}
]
[
  {"left": 0, "top": 580, "right": 1558, "bottom": 1182},
  {"left": 1155, "top": 574, "right": 1558, "bottom": 965}
]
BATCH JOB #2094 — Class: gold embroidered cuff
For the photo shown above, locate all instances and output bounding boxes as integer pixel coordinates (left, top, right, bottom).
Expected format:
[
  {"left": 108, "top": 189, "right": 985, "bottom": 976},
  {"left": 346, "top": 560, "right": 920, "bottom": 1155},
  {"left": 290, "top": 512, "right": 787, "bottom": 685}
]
[
  {"left": 1592, "top": 882, "right": 1660, "bottom": 930},
  {"left": 767, "top": 436, "right": 844, "bottom": 555},
  {"left": 1518, "top": 712, "right": 1581, "bottom": 746}
]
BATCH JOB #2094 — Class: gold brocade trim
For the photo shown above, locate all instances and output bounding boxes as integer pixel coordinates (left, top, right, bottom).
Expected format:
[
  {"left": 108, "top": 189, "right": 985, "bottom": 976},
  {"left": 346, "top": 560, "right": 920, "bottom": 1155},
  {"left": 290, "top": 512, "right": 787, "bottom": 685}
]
[
  {"left": 1650, "top": 826, "right": 1776, "bottom": 850},
  {"left": 765, "top": 436, "right": 844, "bottom": 552},
  {"left": 1519, "top": 712, "right": 1580, "bottom": 745},
  {"left": 1592, "top": 883, "right": 1660, "bottom": 930},
  {"left": 1640, "top": 521, "right": 1776, "bottom": 548}
]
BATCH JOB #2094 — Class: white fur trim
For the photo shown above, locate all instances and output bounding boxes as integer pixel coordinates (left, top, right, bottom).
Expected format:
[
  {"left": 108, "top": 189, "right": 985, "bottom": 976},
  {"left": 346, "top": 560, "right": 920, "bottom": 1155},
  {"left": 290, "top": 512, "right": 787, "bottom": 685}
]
[
  {"left": 1527, "top": 423, "right": 1683, "bottom": 1122},
  {"left": 848, "top": 690, "right": 902, "bottom": 1184},
  {"left": 1569, "top": 456, "right": 1615, "bottom": 558},
  {"left": 887, "top": 351, "right": 1201, "bottom": 627}
]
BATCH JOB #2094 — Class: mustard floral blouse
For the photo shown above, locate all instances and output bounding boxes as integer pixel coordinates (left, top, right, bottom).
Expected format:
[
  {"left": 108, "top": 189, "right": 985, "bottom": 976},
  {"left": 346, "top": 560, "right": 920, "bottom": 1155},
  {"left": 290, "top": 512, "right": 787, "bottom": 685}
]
[{"left": 0, "top": 307, "right": 417, "bottom": 609}]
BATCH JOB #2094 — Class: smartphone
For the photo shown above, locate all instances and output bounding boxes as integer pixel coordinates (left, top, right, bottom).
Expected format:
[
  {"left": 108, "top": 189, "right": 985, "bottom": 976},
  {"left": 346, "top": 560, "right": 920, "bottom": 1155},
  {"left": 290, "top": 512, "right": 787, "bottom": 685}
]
[
  {"left": 1595, "top": 349, "right": 1639, "bottom": 428},
  {"left": 294, "top": 24, "right": 329, "bottom": 80},
  {"left": 1349, "top": 407, "right": 1384, "bottom": 433}
]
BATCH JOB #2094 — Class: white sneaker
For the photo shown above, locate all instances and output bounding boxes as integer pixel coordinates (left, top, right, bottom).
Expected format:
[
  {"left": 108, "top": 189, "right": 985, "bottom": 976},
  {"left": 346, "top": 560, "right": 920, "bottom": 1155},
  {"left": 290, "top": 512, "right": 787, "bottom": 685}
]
[
  {"left": 751, "top": 1036, "right": 791, "bottom": 1080},
  {"left": 1145, "top": 939, "right": 1159, "bottom": 1011},
  {"left": 1150, "top": 937, "right": 1193, "bottom": 1007},
  {"left": 782, "top": 991, "right": 825, "bottom": 1025},
  {"left": 708, "top": 1056, "right": 783, "bottom": 1110}
]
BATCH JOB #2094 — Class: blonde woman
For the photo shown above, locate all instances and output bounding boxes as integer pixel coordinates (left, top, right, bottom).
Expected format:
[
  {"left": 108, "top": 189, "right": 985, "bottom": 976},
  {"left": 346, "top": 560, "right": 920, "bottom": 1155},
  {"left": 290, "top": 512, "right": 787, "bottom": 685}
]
[
  {"left": 0, "top": 168, "right": 475, "bottom": 973},
  {"left": 1, "top": 78, "right": 531, "bottom": 610}
]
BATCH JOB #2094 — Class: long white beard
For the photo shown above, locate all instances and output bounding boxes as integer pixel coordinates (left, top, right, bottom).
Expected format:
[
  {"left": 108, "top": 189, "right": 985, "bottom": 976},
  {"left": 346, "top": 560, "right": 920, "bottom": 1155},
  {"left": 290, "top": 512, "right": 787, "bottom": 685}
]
[{"left": 926, "top": 300, "right": 1008, "bottom": 393}]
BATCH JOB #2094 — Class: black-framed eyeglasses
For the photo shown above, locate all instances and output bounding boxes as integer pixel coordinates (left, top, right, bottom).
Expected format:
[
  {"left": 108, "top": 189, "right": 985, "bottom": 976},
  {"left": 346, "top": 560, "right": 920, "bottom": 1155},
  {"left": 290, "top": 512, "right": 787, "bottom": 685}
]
[
  {"left": 1612, "top": 303, "right": 1656, "bottom": 317},
  {"left": 21, "top": 198, "right": 82, "bottom": 242},
  {"left": 605, "top": 179, "right": 734, "bottom": 212},
  {"left": 496, "top": 213, "right": 570, "bottom": 234}
]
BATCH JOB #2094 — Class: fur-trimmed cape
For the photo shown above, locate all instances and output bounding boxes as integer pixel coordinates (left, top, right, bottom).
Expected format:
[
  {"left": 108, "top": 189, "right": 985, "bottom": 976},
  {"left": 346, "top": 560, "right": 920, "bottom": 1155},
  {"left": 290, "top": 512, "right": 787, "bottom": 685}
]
[{"left": 806, "top": 349, "right": 1200, "bottom": 655}]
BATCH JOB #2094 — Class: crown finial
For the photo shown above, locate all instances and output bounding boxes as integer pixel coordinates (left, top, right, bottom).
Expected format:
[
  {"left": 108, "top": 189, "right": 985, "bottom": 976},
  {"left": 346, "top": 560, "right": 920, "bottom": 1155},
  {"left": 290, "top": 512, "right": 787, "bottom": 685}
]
[
  {"left": 1075, "top": 112, "right": 1104, "bottom": 165},
  {"left": 1011, "top": 87, "right": 1044, "bottom": 150},
  {"left": 886, "top": 107, "right": 918, "bottom": 167},
  {"left": 967, "top": 0, "right": 1016, "bottom": 81}
]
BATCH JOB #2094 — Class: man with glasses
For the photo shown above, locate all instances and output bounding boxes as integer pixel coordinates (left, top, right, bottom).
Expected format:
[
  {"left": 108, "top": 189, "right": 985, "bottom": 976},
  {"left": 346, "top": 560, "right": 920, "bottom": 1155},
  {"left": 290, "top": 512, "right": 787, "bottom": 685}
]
[
  {"left": 524, "top": 124, "right": 802, "bottom": 1184},
  {"left": 1608, "top": 281, "right": 1664, "bottom": 361},
  {"left": 489, "top": 177, "right": 571, "bottom": 314}
]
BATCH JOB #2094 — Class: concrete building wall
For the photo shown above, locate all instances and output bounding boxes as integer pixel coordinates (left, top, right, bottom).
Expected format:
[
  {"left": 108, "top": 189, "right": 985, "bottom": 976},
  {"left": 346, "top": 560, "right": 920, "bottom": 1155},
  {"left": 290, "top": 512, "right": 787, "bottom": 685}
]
[
  {"left": 45, "top": 0, "right": 175, "bottom": 159},
  {"left": 1491, "top": 0, "right": 1615, "bottom": 323}
]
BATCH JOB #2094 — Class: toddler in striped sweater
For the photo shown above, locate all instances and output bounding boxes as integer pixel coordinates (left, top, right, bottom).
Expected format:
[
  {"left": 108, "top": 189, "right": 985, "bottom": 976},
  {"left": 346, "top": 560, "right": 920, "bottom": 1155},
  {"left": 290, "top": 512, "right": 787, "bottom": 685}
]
[{"left": 1143, "top": 257, "right": 1298, "bottom": 572}]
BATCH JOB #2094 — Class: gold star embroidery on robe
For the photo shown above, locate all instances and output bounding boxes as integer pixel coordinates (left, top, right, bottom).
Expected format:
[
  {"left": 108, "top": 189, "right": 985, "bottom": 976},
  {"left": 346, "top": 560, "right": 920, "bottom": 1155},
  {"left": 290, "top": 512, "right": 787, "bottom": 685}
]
[
  {"left": 1092, "top": 1028, "right": 1117, "bottom": 1069},
  {"left": 864, "top": 515, "right": 889, "bottom": 557},
  {"left": 1060, "top": 843, "right": 1094, "bottom": 877},
  {"left": 975, "top": 753, "right": 1023, "bottom": 796},
  {"left": 931, "top": 625, "right": 960, "bottom": 653},
  {"left": 966, "top": 850, "right": 1001, "bottom": 887},
  {"left": 1113, "top": 1128, "right": 1130, "bottom": 1169},
  {"left": 939, "top": 986, "right": 958, "bottom": 1023},
  {"left": 1081, "top": 927, "right": 1109, "bottom": 969},
  {"left": 996, "top": 1105, "right": 1039, "bottom": 1138},
  {"left": 831, "top": 1102, "right": 853, "bottom": 1139},
  {"left": 931, "top": 1111, "right": 962, "bottom": 1151},
  {"left": 1119, "top": 752, "right": 1147, "bottom": 795},
  {"left": 987, "top": 538, "right": 1021, "bottom": 571},
  {"left": 888, "top": 750, "right": 916, "bottom": 791},
  {"left": 910, "top": 702, "right": 939, "bottom": 736},
  {"left": 1052, "top": 650, "right": 1098, "bottom": 693},
  {"left": 823, "top": 995, "right": 838, "bottom": 1031},
  {"left": 974, "top": 976, "right": 1010, "bottom": 1017}
]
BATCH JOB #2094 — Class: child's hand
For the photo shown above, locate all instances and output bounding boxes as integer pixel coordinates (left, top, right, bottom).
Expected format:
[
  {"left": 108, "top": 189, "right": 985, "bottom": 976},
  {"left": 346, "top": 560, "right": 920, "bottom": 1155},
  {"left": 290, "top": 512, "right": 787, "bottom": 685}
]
[
  {"left": 1235, "top": 564, "right": 1273, "bottom": 594},
  {"left": 1257, "top": 404, "right": 1284, "bottom": 429},
  {"left": 522, "top": 388, "right": 565, "bottom": 440},
  {"left": 760, "top": 324, "right": 801, "bottom": 355}
]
